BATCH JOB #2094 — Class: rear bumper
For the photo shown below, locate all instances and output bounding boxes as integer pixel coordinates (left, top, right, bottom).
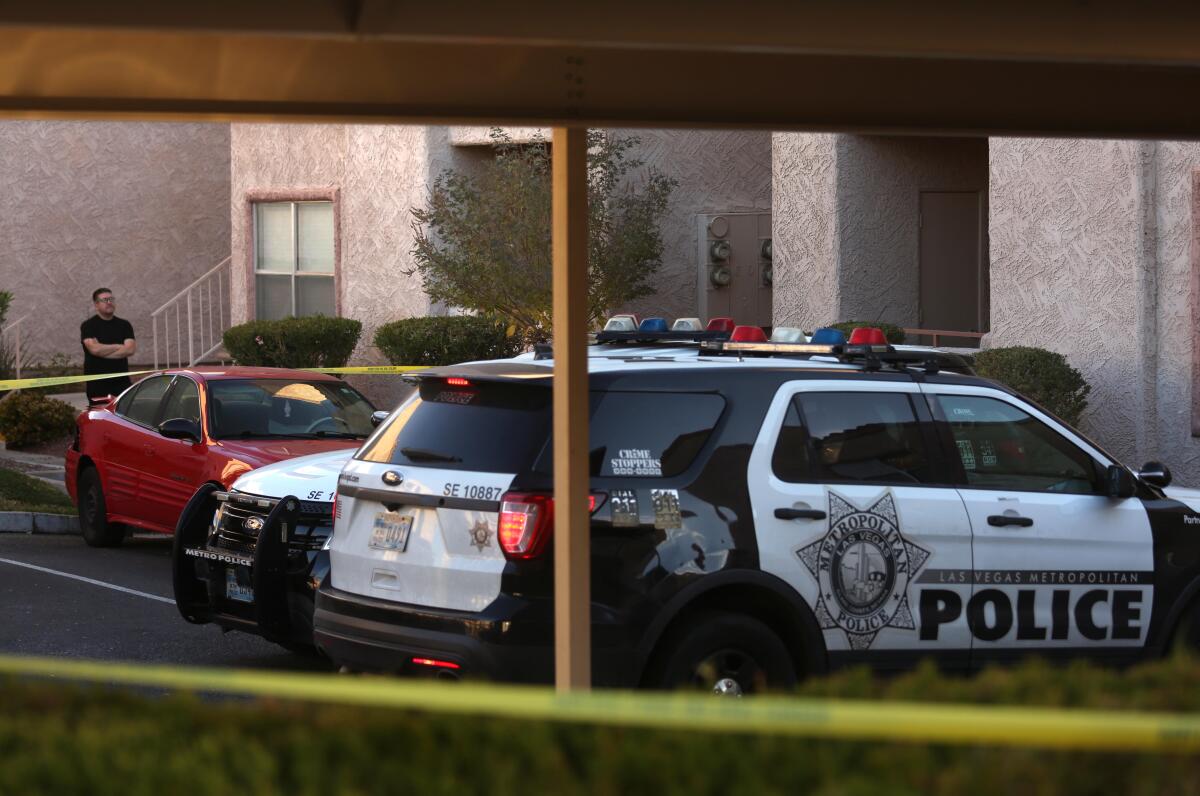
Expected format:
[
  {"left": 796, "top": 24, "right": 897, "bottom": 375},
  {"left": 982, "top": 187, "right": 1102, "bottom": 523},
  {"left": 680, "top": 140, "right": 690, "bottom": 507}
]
[{"left": 313, "top": 584, "right": 638, "bottom": 686}]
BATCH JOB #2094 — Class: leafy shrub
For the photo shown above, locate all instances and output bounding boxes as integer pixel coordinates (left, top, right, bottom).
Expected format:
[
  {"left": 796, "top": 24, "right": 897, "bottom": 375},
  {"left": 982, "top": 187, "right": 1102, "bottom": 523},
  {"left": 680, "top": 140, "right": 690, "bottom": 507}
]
[
  {"left": 974, "top": 346, "right": 1091, "bottom": 426},
  {"left": 830, "top": 320, "right": 906, "bottom": 344},
  {"left": 0, "top": 390, "right": 77, "bottom": 448},
  {"left": 374, "top": 315, "right": 524, "bottom": 367},
  {"left": 1, "top": 655, "right": 1200, "bottom": 794},
  {"left": 223, "top": 317, "right": 362, "bottom": 369}
]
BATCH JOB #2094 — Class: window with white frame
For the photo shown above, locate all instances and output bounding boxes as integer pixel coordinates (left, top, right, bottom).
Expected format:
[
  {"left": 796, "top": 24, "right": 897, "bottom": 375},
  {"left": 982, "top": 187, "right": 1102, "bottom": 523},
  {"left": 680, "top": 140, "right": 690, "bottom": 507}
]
[{"left": 254, "top": 201, "right": 335, "bottom": 320}]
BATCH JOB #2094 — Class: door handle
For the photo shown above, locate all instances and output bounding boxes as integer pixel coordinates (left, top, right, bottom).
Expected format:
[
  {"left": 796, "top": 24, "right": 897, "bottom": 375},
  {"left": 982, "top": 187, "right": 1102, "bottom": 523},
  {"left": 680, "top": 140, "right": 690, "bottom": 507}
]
[
  {"left": 775, "top": 507, "right": 827, "bottom": 521},
  {"left": 987, "top": 514, "right": 1033, "bottom": 527}
]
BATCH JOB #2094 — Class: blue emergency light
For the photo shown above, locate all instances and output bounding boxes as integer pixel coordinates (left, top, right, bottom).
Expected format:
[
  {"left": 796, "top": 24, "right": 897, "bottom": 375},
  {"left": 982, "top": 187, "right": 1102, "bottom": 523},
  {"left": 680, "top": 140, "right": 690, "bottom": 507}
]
[
  {"left": 810, "top": 327, "right": 847, "bottom": 345},
  {"left": 638, "top": 317, "right": 670, "bottom": 333}
]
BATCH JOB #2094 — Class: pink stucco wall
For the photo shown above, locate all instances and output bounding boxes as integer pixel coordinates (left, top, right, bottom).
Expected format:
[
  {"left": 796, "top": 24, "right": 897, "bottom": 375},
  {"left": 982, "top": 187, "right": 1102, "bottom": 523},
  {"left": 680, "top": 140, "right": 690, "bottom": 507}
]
[{"left": 0, "top": 121, "right": 231, "bottom": 367}]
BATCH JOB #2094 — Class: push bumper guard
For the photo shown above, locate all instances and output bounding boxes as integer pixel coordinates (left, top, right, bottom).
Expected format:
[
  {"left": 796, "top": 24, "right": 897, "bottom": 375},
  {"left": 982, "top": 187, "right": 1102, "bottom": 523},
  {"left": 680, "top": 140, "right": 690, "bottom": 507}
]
[{"left": 171, "top": 486, "right": 301, "bottom": 645}]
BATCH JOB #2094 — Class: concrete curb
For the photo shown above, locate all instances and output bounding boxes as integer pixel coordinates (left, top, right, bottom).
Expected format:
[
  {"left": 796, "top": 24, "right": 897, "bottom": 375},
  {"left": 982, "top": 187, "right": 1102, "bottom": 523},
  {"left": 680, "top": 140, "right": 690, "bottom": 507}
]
[{"left": 0, "top": 511, "right": 79, "bottom": 535}]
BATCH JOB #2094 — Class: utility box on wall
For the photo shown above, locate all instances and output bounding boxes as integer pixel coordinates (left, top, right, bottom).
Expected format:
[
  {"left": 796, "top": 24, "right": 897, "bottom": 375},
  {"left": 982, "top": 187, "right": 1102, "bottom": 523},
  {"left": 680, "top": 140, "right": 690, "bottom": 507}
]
[{"left": 697, "top": 212, "right": 772, "bottom": 327}]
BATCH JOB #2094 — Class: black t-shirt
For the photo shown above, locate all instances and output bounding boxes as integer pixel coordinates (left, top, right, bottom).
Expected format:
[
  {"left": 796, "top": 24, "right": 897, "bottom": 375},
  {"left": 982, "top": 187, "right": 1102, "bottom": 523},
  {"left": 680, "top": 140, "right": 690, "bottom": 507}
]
[{"left": 80, "top": 315, "right": 135, "bottom": 399}]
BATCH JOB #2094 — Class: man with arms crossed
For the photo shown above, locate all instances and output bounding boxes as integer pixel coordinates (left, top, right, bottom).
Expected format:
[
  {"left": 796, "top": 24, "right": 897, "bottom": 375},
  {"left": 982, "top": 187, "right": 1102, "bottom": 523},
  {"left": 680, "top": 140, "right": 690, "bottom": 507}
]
[{"left": 80, "top": 288, "right": 136, "bottom": 402}]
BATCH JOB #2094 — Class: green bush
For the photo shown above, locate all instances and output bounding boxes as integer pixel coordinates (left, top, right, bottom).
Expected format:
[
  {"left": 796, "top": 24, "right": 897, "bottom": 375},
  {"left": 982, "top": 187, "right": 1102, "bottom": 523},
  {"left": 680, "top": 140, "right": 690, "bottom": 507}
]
[
  {"left": 374, "top": 315, "right": 524, "bottom": 367},
  {"left": 830, "top": 320, "right": 907, "bottom": 344},
  {"left": 223, "top": 317, "right": 362, "bottom": 369},
  {"left": 1, "top": 655, "right": 1200, "bottom": 794},
  {"left": 0, "top": 390, "right": 77, "bottom": 448},
  {"left": 974, "top": 346, "right": 1091, "bottom": 426}
]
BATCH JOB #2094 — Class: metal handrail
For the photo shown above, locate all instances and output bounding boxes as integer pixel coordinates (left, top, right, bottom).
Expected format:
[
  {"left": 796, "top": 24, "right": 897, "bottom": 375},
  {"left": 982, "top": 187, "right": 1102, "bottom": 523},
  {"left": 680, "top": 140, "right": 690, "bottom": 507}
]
[
  {"left": 152, "top": 256, "right": 232, "bottom": 369},
  {"left": 1, "top": 314, "right": 28, "bottom": 379},
  {"left": 150, "top": 256, "right": 231, "bottom": 318},
  {"left": 902, "top": 327, "right": 986, "bottom": 348}
]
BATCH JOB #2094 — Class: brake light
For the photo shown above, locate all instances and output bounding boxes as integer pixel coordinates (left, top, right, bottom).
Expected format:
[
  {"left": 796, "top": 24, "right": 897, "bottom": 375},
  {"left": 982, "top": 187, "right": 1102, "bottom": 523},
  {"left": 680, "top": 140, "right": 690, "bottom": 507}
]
[
  {"left": 445, "top": 377, "right": 471, "bottom": 387},
  {"left": 497, "top": 492, "right": 604, "bottom": 560},
  {"left": 411, "top": 657, "right": 461, "bottom": 670}
]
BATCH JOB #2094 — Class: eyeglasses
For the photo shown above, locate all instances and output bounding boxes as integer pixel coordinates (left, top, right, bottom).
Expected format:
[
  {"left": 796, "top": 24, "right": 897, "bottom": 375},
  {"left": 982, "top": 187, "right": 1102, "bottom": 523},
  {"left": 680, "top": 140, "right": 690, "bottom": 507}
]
[{"left": 96, "top": 297, "right": 115, "bottom": 303}]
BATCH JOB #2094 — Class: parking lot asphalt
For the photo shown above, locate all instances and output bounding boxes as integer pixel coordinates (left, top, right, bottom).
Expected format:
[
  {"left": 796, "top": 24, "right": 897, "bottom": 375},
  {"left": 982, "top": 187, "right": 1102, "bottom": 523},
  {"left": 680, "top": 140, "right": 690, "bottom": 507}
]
[{"left": 0, "top": 533, "right": 331, "bottom": 672}]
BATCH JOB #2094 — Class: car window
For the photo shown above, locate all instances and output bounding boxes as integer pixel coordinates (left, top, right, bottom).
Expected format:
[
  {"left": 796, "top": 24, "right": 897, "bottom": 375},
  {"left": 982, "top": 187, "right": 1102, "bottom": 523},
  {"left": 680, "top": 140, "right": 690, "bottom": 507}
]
[
  {"left": 160, "top": 377, "right": 201, "bottom": 425},
  {"left": 116, "top": 375, "right": 173, "bottom": 427},
  {"left": 207, "top": 379, "right": 375, "bottom": 439},
  {"left": 772, "top": 392, "right": 933, "bottom": 484},
  {"left": 935, "top": 394, "right": 1099, "bottom": 494},
  {"left": 357, "top": 379, "right": 552, "bottom": 473},
  {"left": 587, "top": 392, "right": 725, "bottom": 478}
]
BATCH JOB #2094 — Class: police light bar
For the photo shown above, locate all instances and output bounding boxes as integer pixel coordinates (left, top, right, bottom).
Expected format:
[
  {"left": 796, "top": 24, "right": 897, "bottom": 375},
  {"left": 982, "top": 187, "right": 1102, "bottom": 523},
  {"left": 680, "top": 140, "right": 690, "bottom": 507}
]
[
  {"left": 595, "top": 314, "right": 732, "bottom": 343},
  {"left": 700, "top": 340, "right": 891, "bottom": 357}
]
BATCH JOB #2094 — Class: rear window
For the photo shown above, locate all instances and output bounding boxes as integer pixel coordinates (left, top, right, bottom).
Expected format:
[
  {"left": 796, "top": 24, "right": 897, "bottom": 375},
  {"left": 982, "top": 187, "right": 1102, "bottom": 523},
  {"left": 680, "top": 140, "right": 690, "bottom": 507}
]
[
  {"left": 356, "top": 379, "right": 552, "bottom": 473},
  {"left": 358, "top": 381, "right": 725, "bottom": 478}
]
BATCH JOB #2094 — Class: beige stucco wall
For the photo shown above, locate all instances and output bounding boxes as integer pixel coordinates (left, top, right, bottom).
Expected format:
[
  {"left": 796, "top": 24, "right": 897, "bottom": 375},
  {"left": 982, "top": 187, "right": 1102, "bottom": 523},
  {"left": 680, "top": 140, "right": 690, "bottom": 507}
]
[
  {"left": 772, "top": 133, "right": 987, "bottom": 331},
  {"left": 231, "top": 123, "right": 449, "bottom": 408},
  {"left": 836, "top": 136, "right": 988, "bottom": 327},
  {"left": 617, "top": 129, "right": 772, "bottom": 321},
  {"left": 0, "top": 121, "right": 230, "bottom": 367},
  {"left": 989, "top": 138, "right": 1200, "bottom": 482},
  {"left": 772, "top": 133, "right": 840, "bottom": 330}
]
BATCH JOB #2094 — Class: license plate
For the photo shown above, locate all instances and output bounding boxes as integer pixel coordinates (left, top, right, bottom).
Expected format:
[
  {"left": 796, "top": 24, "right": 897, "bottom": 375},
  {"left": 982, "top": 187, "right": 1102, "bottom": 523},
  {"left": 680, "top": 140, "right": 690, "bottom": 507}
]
[
  {"left": 369, "top": 511, "right": 413, "bottom": 552},
  {"left": 225, "top": 568, "right": 254, "bottom": 603}
]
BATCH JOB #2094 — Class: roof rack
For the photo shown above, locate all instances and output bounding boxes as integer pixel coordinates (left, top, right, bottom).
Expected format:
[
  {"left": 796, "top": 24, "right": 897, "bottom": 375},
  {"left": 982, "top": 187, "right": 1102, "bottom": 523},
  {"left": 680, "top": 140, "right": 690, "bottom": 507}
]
[{"left": 700, "top": 340, "right": 941, "bottom": 374}]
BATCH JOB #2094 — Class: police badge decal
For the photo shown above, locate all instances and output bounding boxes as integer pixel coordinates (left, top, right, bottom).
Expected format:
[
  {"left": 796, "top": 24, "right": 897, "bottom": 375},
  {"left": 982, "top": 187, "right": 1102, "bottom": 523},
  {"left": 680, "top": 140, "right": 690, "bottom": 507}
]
[{"left": 796, "top": 491, "right": 930, "bottom": 651}]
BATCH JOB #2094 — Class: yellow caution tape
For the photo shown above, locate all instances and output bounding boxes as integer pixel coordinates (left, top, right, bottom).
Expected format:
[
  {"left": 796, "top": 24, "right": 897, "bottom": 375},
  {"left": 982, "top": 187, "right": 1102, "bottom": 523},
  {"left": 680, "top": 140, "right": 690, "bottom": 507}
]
[
  {"left": 0, "top": 370, "right": 157, "bottom": 392},
  {"left": 0, "top": 654, "right": 1197, "bottom": 752},
  {"left": 0, "top": 365, "right": 428, "bottom": 392}
]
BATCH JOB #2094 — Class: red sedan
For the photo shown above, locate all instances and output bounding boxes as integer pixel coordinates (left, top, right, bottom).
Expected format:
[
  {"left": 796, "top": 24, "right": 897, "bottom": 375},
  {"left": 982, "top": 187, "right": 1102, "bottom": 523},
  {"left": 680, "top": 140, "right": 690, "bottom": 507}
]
[{"left": 66, "top": 366, "right": 378, "bottom": 546}]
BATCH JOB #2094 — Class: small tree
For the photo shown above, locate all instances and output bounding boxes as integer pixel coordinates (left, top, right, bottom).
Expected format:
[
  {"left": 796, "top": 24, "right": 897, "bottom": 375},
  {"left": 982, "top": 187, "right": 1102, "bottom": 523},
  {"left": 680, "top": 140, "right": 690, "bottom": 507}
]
[
  {"left": 410, "top": 129, "right": 676, "bottom": 339},
  {"left": 0, "top": 291, "right": 14, "bottom": 383}
]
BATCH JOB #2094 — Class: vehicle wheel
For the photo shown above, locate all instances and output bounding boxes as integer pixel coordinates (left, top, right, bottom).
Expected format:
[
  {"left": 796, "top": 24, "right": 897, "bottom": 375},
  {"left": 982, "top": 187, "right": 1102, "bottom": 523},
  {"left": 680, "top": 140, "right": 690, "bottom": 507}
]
[
  {"left": 1171, "top": 598, "right": 1200, "bottom": 654},
  {"left": 77, "top": 467, "right": 125, "bottom": 548},
  {"left": 649, "top": 610, "right": 796, "bottom": 695}
]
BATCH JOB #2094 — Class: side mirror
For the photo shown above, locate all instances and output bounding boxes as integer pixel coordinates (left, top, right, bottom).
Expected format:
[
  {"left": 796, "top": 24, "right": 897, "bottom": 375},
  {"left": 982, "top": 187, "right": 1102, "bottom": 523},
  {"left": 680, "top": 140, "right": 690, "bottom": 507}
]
[
  {"left": 1105, "top": 464, "right": 1137, "bottom": 499},
  {"left": 1138, "top": 461, "right": 1172, "bottom": 488},
  {"left": 370, "top": 410, "right": 389, "bottom": 428},
  {"left": 159, "top": 417, "right": 202, "bottom": 443}
]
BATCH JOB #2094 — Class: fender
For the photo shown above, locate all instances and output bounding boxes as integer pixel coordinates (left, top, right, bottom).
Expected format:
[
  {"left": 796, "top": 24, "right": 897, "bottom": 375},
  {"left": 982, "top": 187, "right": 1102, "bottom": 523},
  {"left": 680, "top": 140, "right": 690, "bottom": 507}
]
[
  {"left": 635, "top": 568, "right": 828, "bottom": 680},
  {"left": 171, "top": 482, "right": 221, "bottom": 624},
  {"left": 1152, "top": 573, "right": 1200, "bottom": 653}
]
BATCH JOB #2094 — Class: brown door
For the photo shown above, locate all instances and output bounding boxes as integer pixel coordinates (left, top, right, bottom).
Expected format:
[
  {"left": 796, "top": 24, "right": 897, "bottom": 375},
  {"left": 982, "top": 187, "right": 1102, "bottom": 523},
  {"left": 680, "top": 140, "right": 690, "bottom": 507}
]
[{"left": 918, "top": 191, "right": 984, "bottom": 337}]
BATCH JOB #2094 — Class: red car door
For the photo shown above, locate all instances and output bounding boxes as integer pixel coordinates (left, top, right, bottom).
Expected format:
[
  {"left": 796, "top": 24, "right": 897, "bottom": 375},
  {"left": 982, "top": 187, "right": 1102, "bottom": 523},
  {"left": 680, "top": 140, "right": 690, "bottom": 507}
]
[
  {"left": 102, "top": 374, "right": 175, "bottom": 525},
  {"left": 142, "top": 375, "right": 210, "bottom": 531}
]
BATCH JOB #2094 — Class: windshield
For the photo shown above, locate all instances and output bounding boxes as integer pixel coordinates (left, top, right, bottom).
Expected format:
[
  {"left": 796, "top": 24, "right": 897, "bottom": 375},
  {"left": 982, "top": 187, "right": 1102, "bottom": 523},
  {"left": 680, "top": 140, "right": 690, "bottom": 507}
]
[{"left": 208, "top": 379, "right": 375, "bottom": 440}]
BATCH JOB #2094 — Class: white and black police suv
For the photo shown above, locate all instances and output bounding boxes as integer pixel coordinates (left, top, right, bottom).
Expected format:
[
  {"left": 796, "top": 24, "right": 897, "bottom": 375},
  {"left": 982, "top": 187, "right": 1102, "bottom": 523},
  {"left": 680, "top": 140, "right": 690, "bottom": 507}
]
[
  {"left": 312, "top": 324, "right": 1198, "bottom": 692},
  {"left": 312, "top": 324, "right": 1200, "bottom": 691}
]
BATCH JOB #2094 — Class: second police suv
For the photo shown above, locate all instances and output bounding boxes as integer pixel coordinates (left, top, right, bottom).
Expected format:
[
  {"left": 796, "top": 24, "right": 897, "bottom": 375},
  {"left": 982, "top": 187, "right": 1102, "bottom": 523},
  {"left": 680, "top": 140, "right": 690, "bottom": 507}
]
[{"left": 306, "top": 320, "right": 1200, "bottom": 691}]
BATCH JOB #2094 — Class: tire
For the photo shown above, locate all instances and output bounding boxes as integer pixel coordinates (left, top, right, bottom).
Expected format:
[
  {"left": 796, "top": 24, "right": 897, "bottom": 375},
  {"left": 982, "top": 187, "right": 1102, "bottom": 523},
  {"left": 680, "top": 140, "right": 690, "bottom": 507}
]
[
  {"left": 649, "top": 610, "right": 797, "bottom": 695},
  {"left": 77, "top": 467, "right": 125, "bottom": 548}
]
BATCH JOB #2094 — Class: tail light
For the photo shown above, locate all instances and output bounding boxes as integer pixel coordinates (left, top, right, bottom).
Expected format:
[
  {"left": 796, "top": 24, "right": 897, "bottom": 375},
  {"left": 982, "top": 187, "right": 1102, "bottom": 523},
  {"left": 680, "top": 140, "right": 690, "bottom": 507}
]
[
  {"left": 333, "top": 490, "right": 342, "bottom": 520},
  {"left": 497, "top": 492, "right": 604, "bottom": 560}
]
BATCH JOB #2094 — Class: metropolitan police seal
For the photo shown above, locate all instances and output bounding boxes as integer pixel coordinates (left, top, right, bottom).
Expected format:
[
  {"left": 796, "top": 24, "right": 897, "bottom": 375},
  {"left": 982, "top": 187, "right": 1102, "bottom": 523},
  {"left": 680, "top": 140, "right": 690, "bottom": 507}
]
[
  {"left": 796, "top": 491, "right": 930, "bottom": 651},
  {"left": 469, "top": 518, "right": 493, "bottom": 552}
]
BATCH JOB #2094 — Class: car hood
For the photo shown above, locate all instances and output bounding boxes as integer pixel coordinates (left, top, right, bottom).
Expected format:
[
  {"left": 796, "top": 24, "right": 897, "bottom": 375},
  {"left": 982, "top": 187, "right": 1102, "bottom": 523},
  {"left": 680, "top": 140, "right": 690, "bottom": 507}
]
[
  {"left": 1163, "top": 485, "right": 1200, "bottom": 512},
  {"left": 231, "top": 448, "right": 354, "bottom": 500},
  {"left": 216, "top": 438, "right": 360, "bottom": 470}
]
